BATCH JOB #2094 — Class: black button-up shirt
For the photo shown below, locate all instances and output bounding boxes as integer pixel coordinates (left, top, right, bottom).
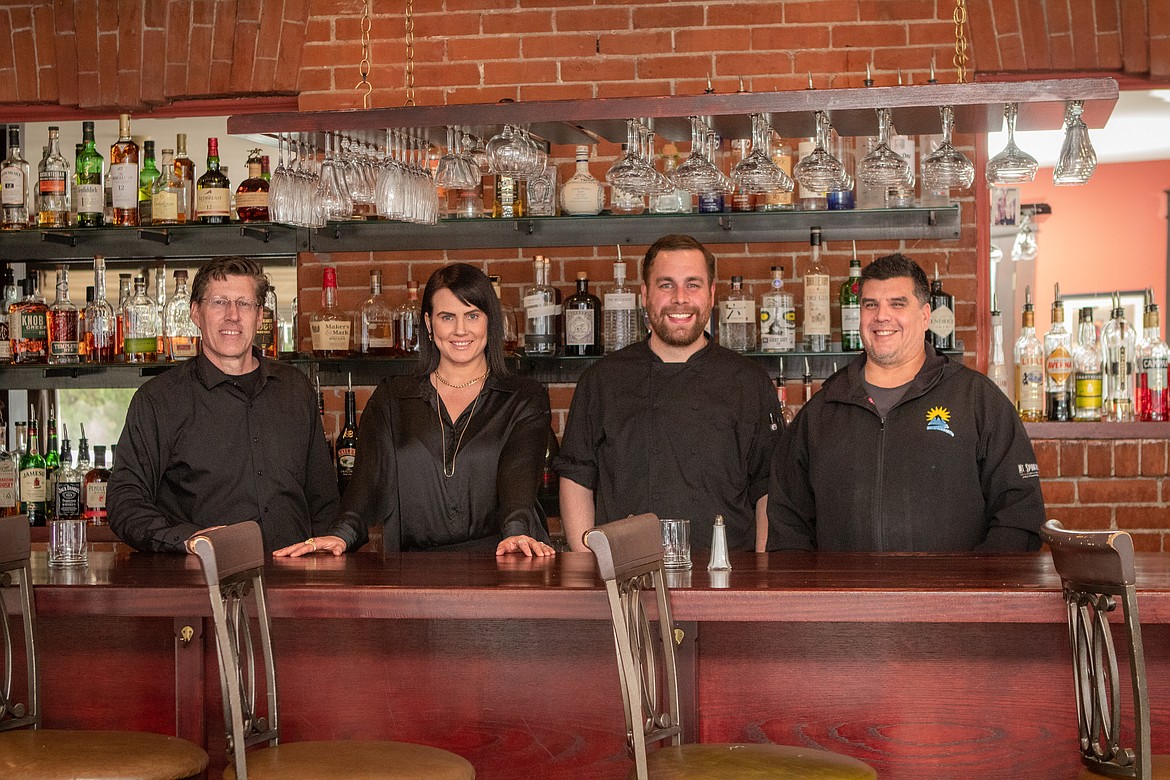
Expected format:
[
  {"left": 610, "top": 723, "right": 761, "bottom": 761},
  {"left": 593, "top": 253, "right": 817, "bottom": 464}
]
[{"left": 108, "top": 350, "right": 340, "bottom": 553}]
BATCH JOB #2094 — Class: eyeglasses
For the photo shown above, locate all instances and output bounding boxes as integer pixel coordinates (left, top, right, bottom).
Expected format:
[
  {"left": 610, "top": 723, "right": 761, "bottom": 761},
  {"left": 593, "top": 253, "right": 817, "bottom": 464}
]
[{"left": 203, "top": 297, "right": 260, "bottom": 313}]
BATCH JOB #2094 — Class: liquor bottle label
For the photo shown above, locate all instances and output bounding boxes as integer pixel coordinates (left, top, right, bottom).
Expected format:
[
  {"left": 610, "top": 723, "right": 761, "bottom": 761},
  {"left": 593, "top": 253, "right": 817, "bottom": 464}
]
[
  {"left": 841, "top": 305, "right": 861, "bottom": 334},
  {"left": 54, "top": 479, "right": 82, "bottom": 518},
  {"left": 50, "top": 338, "right": 79, "bottom": 357},
  {"left": 123, "top": 336, "right": 158, "bottom": 355},
  {"left": 760, "top": 301, "right": 796, "bottom": 352},
  {"left": 311, "top": 320, "right": 351, "bottom": 351},
  {"left": 366, "top": 336, "right": 395, "bottom": 350},
  {"left": 153, "top": 192, "right": 179, "bottom": 222},
  {"left": 1016, "top": 362, "right": 1044, "bottom": 412},
  {"left": 235, "top": 191, "right": 269, "bottom": 208},
  {"left": 77, "top": 183, "right": 103, "bottom": 213},
  {"left": 108, "top": 163, "right": 138, "bottom": 208},
  {"left": 17, "top": 310, "right": 47, "bottom": 340},
  {"left": 565, "top": 310, "right": 595, "bottom": 346},
  {"left": 168, "top": 337, "right": 199, "bottom": 360},
  {"left": 522, "top": 294, "right": 546, "bottom": 310},
  {"left": 337, "top": 448, "right": 356, "bottom": 471},
  {"left": 1045, "top": 346, "right": 1073, "bottom": 384},
  {"left": 1075, "top": 372, "right": 1103, "bottom": 410},
  {"left": 603, "top": 292, "right": 636, "bottom": 312},
  {"left": 1, "top": 167, "right": 25, "bottom": 205},
  {"left": 803, "top": 274, "right": 831, "bottom": 337},
  {"left": 86, "top": 482, "right": 107, "bottom": 510},
  {"left": 20, "top": 467, "right": 47, "bottom": 502},
  {"left": 720, "top": 300, "right": 756, "bottom": 324},
  {"left": 38, "top": 170, "right": 67, "bottom": 195},
  {"left": 525, "top": 303, "right": 561, "bottom": 319},
  {"left": 930, "top": 305, "right": 955, "bottom": 339},
  {"left": 0, "top": 461, "right": 15, "bottom": 509},
  {"left": 254, "top": 316, "right": 275, "bottom": 348},
  {"left": 1144, "top": 357, "right": 1169, "bottom": 390},
  {"left": 196, "top": 187, "right": 231, "bottom": 217}
]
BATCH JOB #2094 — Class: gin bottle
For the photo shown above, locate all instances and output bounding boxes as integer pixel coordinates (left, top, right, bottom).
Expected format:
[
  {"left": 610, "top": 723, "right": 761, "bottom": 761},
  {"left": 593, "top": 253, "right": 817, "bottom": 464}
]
[
  {"left": 839, "top": 253, "right": 862, "bottom": 352},
  {"left": 1136, "top": 299, "right": 1169, "bottom": 422},
  {"left": 1101, "top": 295, "right": 1135, "bottom": 422},
  {"left": 563, "top": 272, "right": 601, "bottom": 357},
  {"left": 122, "top": 275, "right": 159, "bottom": 364},
  {"left": 928, "top": 263, "right": 955, "bottom": 351},
  {"left": 718, "top": 276, "right": 755, "bottom": 353},
  {"left": 1014, "top": 288, "right": 1045, "bottom": 422},
  {"left": 802, "top": 227, "right": 831, "bottom": 352},
  {"left": 602, "top": 259, "right": 639, "bottom": 353},
  {"left": 523, "top": 255, "right": 560, "bottom": 355},
  {"left": 759, "top": 266, "right": 795, "bottom": 353}
]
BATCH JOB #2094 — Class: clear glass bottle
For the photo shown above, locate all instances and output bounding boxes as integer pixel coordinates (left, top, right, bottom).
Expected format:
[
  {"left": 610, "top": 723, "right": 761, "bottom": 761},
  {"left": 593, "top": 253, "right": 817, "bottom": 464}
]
[
  {"left": 988, "top": 298, "right": 1010, "bottom": 399},
  {"left": 1043, "top": 288, "right": 1073, "bottom": 422},
  {"left": 795, "top": 137, "right": 827, "bottom": 211},
  {"left": 195, "top": 137, "right": 231, "bottom": 224},
  {"left": 53, "top": 425, "right": 82, "bottom": 521},
  {"left": 719, "top": 276, "right": 755, "bottom": 353},
  {"left": 137, "top": 139, "right": 159, "bottom": 225},
  {"left": 759, "top": 266, "right": 795, "bottom": 353},
  {"left": 12, "top": 272, "right": 48, "bottom": 364},
  {"left": 173, "top": 133, "right": 196, "bottom": 222},
  {"left": 393, "top": 280, "right": 421, "bottom": 355},
  {"left": 83, "top": 444, "right": 110, "bottom": 526},
  {"left": 729, "top": 139, "right": 755, "bottom": 212},
  {"left": 1137, "top": 300, "right": 1169, "bottom": 422},
  {"left": 560, "top": 146, "right": 604, "bottom": 216},
  {"left": 0, "top": 421, "right": 17, "bottom": 517},
  {"left": 802, "top": 226, "right": 831, "bottom": 352},
  {"left": 651, "top": 143, "right": 689, "bottom": 214},
  {"left": 37, "top": 125, "right": 70, "bottom": 227},
  {"left": 602, "top": 259, "right": 639, "bottom": 353},
  {"left": 19, "top": 418, "right": 47, "bottom": 526},
  {"left": 75, "top": 121, "right": 104, "bottom": 227},
  {"left": 839, "top": 254, "right": 862, "bottom": 352},
  {"left": 151, "top": 148, "right": 186, "bottom": 225},
  {"left": 523, "top": 255, "right": 561, "bottom": 355},
  {"left": 610, "top": 185, "right": 645, "bottom": 215},
  {"left": 154, "top": 264, "right": 168, "bottom": 356},
  {"left": 115, "top": 272, "right": 132, "bottom": 359},
  {"left": 928, "top": 263, "right": 956, "bottom": 351},
  {"left": 84, "top": 256, "right": 117, "bottom": 362},
  {"left": 525, "top": 163, "right": 557, "bottom": 217},
  {"left": 165, "top": 269, "right": 200, "bottom": 361},
  {"left": 310, "top": 266, "right": 352, "bottom": 358},
  {"left": 563, "top": 271, "right": 601, "bottom": 357},
  {"left": 1072, "top": 307, "right": 1102, "bottom": 421},
  {"left": 253, "top": 286, "right": 277, "bottom": 359},
  {"left": 762, "top": 135, "right": 795, "bottom": 211},
  {"left": 1013, "top": 288, "right": 1045, "bottom": 422},
  {"left": 357, "top": 270, "right": 395, "bottom": 356},
  {"left": 489, "top": 274, "right": 520, "bottom": 355},
  {"left": 47, "top": 265, "right": 80, "bottom": 365},
  {"left": 1101, "top": 295, "right": 1135, "bottom": 422},
  {"left": 122, "top": 275, "right": 159, "bottom": 363},
  {"left": 0, "top": 263, "right": 16, "bottom": 364},
  {"left": 108, "top": 113, "right": 140, "bottom": 226},
  {"left": 1, "top": 124, "right": 31, "bottom": 230}
]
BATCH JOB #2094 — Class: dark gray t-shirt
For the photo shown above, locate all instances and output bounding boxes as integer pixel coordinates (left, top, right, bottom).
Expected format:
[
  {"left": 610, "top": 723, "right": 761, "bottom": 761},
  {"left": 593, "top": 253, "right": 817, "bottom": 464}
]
[{"left": 862, "top": 378, "right": 912, "bottom": 419}]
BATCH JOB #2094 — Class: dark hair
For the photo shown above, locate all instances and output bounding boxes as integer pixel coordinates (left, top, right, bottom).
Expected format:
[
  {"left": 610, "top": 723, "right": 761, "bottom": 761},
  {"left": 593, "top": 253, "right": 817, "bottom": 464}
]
[
  {"left": 417, "top": 263, "right": 509, "bottom": 377},
  {"left": 860, "top": 253, "right": 931, "bottom": 306},
  {"left": 191, "top": 256, "right": 269, "bottom": 304},
  {"left": 641, "top": 234, "right": 716, "bottom": 285}
]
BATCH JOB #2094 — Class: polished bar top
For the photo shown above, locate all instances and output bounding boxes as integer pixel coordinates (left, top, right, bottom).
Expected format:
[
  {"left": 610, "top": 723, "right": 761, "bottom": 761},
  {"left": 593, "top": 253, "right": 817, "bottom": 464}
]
[{"left": 22, "top": 546, "right": 1170, "bottom": 624}]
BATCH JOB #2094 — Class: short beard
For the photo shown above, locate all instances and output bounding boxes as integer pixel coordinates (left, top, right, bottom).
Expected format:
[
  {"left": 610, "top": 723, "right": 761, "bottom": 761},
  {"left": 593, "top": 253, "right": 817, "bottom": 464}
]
[{"left": 648, "top": 309, "right": 707, "bottom": 348}]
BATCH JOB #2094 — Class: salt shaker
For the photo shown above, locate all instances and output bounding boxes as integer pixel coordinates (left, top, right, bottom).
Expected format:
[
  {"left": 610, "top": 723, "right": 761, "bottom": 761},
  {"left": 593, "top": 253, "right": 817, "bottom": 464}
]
[{"left": 708, "top": 514, "right": 731, "bottom": 571}]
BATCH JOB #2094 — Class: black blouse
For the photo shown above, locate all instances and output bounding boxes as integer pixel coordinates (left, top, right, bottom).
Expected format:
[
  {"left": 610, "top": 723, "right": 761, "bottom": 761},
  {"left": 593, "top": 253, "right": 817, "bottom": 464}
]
[{"left": 332, "top": 373, "right": 552, "bottom": 552}]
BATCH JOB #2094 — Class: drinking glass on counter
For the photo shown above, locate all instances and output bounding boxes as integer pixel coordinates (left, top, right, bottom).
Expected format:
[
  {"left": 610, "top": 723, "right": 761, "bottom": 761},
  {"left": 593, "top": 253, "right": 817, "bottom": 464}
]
[{"left": 661, "top": 518, "right": 692, "bottom": 570}]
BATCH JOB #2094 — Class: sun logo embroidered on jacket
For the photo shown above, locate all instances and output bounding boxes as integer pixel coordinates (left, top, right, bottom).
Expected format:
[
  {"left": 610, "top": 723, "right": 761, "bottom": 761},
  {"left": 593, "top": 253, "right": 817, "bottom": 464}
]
[{"left": 925, "top": 406, "right": 955, "bottom": 437}]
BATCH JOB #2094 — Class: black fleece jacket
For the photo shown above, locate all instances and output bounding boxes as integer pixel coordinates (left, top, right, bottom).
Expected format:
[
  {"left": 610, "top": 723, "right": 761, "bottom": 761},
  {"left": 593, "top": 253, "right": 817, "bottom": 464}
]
[{"left": 767, "top": 346, "right": 1045, "bottom": 552}]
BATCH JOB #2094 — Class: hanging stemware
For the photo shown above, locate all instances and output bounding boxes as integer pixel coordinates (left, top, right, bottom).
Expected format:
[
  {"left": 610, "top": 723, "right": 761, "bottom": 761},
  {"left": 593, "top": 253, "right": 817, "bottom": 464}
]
[
  {"left": 671, "top": 117, "right": 724, "bottom": 194},
  {"left": 986, "top": 103, "right": 1038, "bottom": 185},
  {"left": 794, "top": 111, "right": 847, "bottom": 193},
  {"left": 1052, "top": 100, "right": 1097, "bottom": 186},
  {"left": 855, "top": 108, "right": 910, "bottom": 188},
  {"left": 732, "top": 113, "right": 793, "bottom": 194},
  {"left": 921, "top": 106, "right": 975, "bottom": 190}
]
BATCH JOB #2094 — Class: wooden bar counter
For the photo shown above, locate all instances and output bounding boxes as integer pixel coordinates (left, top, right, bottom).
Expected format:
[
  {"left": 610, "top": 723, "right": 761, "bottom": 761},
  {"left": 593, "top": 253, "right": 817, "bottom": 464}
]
[{"left": 15, "top": 546, "right": 1170, "bottom": 779}]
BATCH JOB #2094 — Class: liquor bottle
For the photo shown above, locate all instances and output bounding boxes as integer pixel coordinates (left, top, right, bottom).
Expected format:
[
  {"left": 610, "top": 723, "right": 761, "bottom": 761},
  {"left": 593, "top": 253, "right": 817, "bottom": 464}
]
[
  {"left": 195, "top": 137, "right": 231, "bottom": 224},
  {"left": 926, "top": 264, "right": 956, "bottom": 351},
  {"left": 0, "top": 421, "right": 16, "bottom": 517},
  {"left": 839, "top": 251, "right": 862, "bottom": 352},
  {"left": 802, "top": 357, "right": 814, "bottom": 404},
  {"left": 52, "top": 425, "right": 82, "bottom": 521},
  {"left": 261, "top": 155, "right": 271, "bottom": 182},
  {"left": 79, "top": 286, "right": 92, "bottom": 360},
  {"left": 610, "top": 185, "right": 645, "bottom": 216},
  {"left": 83, "top": 444, "right": 110, "bottom": 525},
  {"left": 44, "top": 415, "right": 60, "bottom": 520},
  {"left": 1101, "top": 294, "right": 1135, "bottom": 423},
  {"left": 75, "top": 121, "right": 104, "bottom": 227},
  {"left": 718, "top": 276, "right": 755, "bottom": 353},
  {"left": 10, "top": 422, "right": 25, "bottom": 512},
  {"left": 70, "top": 142, "right": 81, "bottom": 222},
  {"left": 560, "top": 146, "right": 604, "bottom": 216},
  {"left": 729, "top": 139, "right": 755, "bottom": 212},
  {"left": 1, "top": 125, "right": 31, "bottom": 230},
  {"left": 84, "top": 256, "right": 117, "bottom": 362},
  {"left": 393, "top": 280, "right": 421, "bottom": 355},
  {"left": 336, "top": 373, "right": 358, "bottom": 495},
  {"left": 887, "top": 130, "right": 916, "bottom": 208},
  {"left": 137, "top": 140, "right": 160, "bottom": 225},
  {"left": 1136, "top": 299, "right": 1169, "bottom": 422},
  {"left": 1043, "top": 286, "right": 1073, "bottom": 421},
  {"left": 173, "top": 133, "right": 196, "bottom": 222},
  {"left": 988, "top": 297, "right": 1010, "bottom": 399},
  {"left": 278, "top": 297, "right": 296, "bottom": 358},
  {"left": 115, "top": 272, "right": 132, "bottom": 358},
  {"left": 0, "top": 263, "right": 17, "bottom": 363},
  {"left": 762, "top": 135, "right": 795, "bottom": 211},
  {"left": 802, "top": 226, "right": 831, "bottom": 352},
  {"left": 151, "top": 148, "right": 184, "bottom": 225},
  {"left": 759, "top": 266, "right": 795, "bottom": 353},
  {"left": 1014, "top": 287, "right": 1045, "bottom": 423},
  {"left": 154, "top": 264, "right": 168, "bottom": 356},
  {"left": 12, "top": 272, "right": 49, "bottom": 364},
  {"left": 108, "top": 113, "right": 140, "bottom": 226},
  {"left": 356, "top": 270, "right": 394, "bottom": 356},
  {"left": 37, "top": 126, "right": 70, "bottom": 227},
  {"left": 1072, "top": 307, "right": 1103, "bottom": 422},
  {"left": 489, "top": 275, "right": 520, "bottom": 356},
  {"left": 796, "top": 138, "right": 827, "bottom": 211},
  {"left": 122, "top": 275, "right": 159, "bottom": 363},
  {"left": 650, "top": 143, "right": 689, "bottom": 214},
  {"left": 310, "top": 266, "right": 352, "bottom": 358},
  {"left": 19, "top": 418, "right": 47, "bottom": 526},
  {"left": 491, "top": 175, "right": 524, "bottom": 219},
  {"left": 248, "top": 285, "right": 276, "bottom": 359},
  {"left": 47, "top": 265, "right": 80, "bottom": 365},
  {"left": 235, "top": 149, "right": 270, "bottom": 222},
  {"left": 165, "top": 269, "right": 200, "bottom": 360},
  {"left": 525, "top": 163, "right": 557, "bottom": 217},
  {"left": 697, "top": 130, "right": 725, "bottom": 214},
  {"left": 563, "top": 271, "right": 602, "bottom": 357},
  {"left": 775, "top": 359, "right": 796, "bottom": 424},
  {"left": 602, "top": 259, "right": 639, "bottom": 353},
  {"left": 523, "top": 255, "right": 561, "bottom": 355}
]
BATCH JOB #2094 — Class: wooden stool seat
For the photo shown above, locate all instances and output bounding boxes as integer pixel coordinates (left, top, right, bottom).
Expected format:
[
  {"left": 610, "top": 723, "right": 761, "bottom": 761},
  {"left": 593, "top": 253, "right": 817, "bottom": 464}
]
[
  {"left": 636, "top": 743, "right": 877, "bottom": 779},
  {"left": 1079, "top": 754, "right": 1170, "bottom": 779},
  {"left": 0, "top": 729, "right": 209, "bottom": 779},
  {"left": 222, "top": 740, "right": 475, "bottom": 780}
]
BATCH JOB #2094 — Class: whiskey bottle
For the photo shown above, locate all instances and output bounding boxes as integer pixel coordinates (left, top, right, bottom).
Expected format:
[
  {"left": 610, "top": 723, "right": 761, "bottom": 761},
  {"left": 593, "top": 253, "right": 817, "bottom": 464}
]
[
  {"left": 310, "top": 266, "right": 352, "bottom": 357},
  {"left": 252, "top": 286, "right": 277, "bottom": 359},
  {"left": 1136, "top": 299, "right": 1169, "bottom": 422},
  {"left": 336, "top": 373, "right": 358, "bottom": 495},
  {"left": 563, "top": 271, "right": 602, "bottom": 357},
  {"left": 1072, "top": 307, "right": 1102, "bottom": 421},
  {"left": 718, "top": 275, "right": 755, "bottom": 353},
  {"left": 195, "top": 137, "right": 231, "bottom": 224},
  {"left": 1043, "top": 287, "right": 1073, "bottom": 421},
  {"left": 1014, "top": 288, "right": 1045, "bottom": 422},
  {"left": 19, "top": 418, "right": 47, "bottom": 526},
  {"left": 1101, "top": 294, "right": 1135, "bottom": 422},
  {"left": 154, "top": 264, "right": 168, "bottom": 356},
  {"left": 1, "top": 125, "right": 31, "bottom": 230},
  {"left": 560, "top": 146, "right": 604, "bottom": 216},
  {"left": 393, "top": 280, "right": 421, "bottom": 355},
  {"left": 151, "top": 148, "right": 186, "bottom": 225},
  {"left": 115, "top": 273, "right": 131, "bottom": 359},
  {"left": 523, "top": 255, "right": 561, "bottom": 355},
  {"left": 75, "top": 121, "right": 104, "bottom": 227},
  {"left": 83, "top": 444, "right": 110, "bottom": 525},
  {"left": 988, "top": 298, "right": 1010, "bottom": 399},
  {"left": 52, "top": 425, "right": 82, "bottom": 521},
  {"left": 12, "top": 272, "right": 49, "bottom": 364},
  {"left": 173, "top": 133, "right": 196, "bottom": 222},
  {"left": 0, "top": 422, "right": 16, "bottom": 517},
  {"left": 108, "top": 113, "right": 140, "bottom": 226},
  {"left": 759, "top": 266, "right": 795, "bottom": 353},
  {"left": 122, "top": 275, "right": 159, "bottom": 363},
  {"left": 84, "top": 257, "right": 117, "bottom": 363},
  {"left": 762, "top": 136, "right": 795, "bottom": 212},
  {"left": 839, "top": 252, "right": 862, "bottom": 352},
  {"left": 0, "top": 263, "right": 17, "bottom": 363},
  {"left": 490, "top": 275, "right": 520, "bottom": 356},
  {"left": 235, "top": 149, "right": 270, "bottom": 222},
  {"left": 137, "top": 140, "right": 160, "bottom": 225},
  {"left": 164, "top": 269, "right": 201, "bottom": 360},
  {"left": 802, "top": 226, "right": 831, "bottom": 352},
  {"left": 357, "top": 270, "right": 395, "bottom": 356},
  {"left": 47, "top": 265, "right": 80, "bottom": 365},
  {"left": 36, "top": 126, "right": 70, "bottom": 227},
  {"left": 602, "top": 259, "right": 639, "bottom": 354},
  {"left": 491, "top": 175, "right": 524, "bottom": 219}
]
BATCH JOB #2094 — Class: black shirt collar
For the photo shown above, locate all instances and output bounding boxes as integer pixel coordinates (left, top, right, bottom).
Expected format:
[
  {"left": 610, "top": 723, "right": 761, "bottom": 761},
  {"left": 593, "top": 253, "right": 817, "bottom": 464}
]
[{"left": 194, "top": 346, "right": 274, "bottom": 391}]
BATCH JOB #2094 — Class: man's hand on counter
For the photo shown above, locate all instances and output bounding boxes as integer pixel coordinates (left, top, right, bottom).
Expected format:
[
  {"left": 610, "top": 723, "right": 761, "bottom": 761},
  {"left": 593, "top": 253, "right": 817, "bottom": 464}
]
[
  {"left": 273, "top": 535, "right": 348, "bottom": 558},
  {"left": 496, "top": 535, "right": 556, "bottom": 557}
]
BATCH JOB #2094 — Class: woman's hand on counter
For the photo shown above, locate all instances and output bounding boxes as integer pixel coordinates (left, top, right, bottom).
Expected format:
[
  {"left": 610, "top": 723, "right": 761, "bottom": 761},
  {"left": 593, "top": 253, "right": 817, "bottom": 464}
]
[
  {"left": 273, "top": 535, "right": 348, "bottom": 558},
  {"left": 496, "top": 535, "right": 557, "bottom": 557}
]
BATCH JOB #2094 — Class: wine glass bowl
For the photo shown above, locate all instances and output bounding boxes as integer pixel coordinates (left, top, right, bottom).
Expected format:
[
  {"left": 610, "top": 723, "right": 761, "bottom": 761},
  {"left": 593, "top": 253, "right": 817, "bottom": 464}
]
[
  {"left": 921, "top": 106, "right": 975, "bottom": 190},
  {"left": 794, "top": 111, "right": 848, "bottom": 192},
  {"left": 1052, "top": 100, "right": 1097, "bottom": 186},
  {"left": 732, "top": 113, "right": 794, "bottom": 194},
  {"left": 855, "top": 108, "right": 911, "bottom": 188},
  {"left": 985, "top": 103, "right": 1038, "bottom": 185}
]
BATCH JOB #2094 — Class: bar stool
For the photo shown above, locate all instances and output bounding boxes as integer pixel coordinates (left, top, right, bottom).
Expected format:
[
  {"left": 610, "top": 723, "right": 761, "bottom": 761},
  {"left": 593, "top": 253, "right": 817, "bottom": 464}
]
[
  {"left": 187, "top": 521, "right": 475, "bottom": 780},
  {"left": 0, "top": 515, "right": 209, "bottom": 779},
  {"left": 1042, "top": 519, "right": 1170, "bottom": 779},
  {"left": 584, "top": 513, "right": 877, "bottom": 780}
]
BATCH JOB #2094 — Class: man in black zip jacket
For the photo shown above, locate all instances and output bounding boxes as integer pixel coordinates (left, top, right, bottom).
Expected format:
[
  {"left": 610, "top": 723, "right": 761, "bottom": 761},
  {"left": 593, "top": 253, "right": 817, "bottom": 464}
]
[{"left": 767, "top": 253, "right": 1045, "bottom": 552}]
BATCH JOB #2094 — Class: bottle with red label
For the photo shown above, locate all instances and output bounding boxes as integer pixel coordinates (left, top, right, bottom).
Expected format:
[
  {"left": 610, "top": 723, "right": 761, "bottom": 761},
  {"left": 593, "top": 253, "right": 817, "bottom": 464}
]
[
  {"left": 1043, "top": 285, "right": 1073, "bottom": 422},
  {"left": 195, "top": 137, "right": 231, "bottom": 224},
  {"left": 83, "top": 444, "right": 111, "bottom": 525}
]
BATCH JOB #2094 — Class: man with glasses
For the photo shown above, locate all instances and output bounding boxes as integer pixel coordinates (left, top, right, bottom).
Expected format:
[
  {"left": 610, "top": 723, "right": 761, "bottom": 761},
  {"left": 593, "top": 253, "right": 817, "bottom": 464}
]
[{"left": 109, "top": 256, "right": 347, "bottom": 555}]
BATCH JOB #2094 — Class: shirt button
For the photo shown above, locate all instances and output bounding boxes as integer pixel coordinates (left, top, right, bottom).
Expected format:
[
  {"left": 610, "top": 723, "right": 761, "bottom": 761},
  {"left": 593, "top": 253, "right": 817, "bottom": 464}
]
[
  {"left": 256, "top": 470, "right": 263, "bottom": 476},
  {"left": 652, "top": 448, "right": 660, "bottom": 455},
  {"left": 652, "top": 403, "right": 659, "bottom": 410},
  {"left": 253, "top": 437, "right": 259, "bottom": 443}
]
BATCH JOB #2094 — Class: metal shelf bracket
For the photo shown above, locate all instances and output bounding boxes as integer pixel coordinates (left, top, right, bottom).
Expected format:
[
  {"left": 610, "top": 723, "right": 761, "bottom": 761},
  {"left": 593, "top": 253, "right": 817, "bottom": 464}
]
[
  {"left": 138, "top": 228, "right": 172, "bottom": 245},
  {"left": 40, "top": 231, "right": 77, "bottom": 247},
  {"left": 240, "top": 225, "right": 272, "bottom": 243}
]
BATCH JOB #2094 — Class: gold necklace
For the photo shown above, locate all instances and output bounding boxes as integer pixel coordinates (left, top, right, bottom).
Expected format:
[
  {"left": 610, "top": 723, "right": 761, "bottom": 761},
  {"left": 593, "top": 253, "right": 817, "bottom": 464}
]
[
  {"left": 433, "top": 367, "right": 490, "bottom": 389},
  {"left": 436, "top": 387, "right": 483, "bottom": 478}
]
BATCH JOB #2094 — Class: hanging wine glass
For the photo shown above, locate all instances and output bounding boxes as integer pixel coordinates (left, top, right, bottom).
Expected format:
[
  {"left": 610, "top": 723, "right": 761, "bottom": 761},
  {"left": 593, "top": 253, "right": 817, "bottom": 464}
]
[
  {"left": 607, "top": 119, "right": 660, "bottom": 196},
  {"left": 985, "top": 103, "right": 1038, "bottom": 185},
  {"left": 856, "top": 108, "right": 911, "bottom": 188},
  {"left": 921, "top": 106, "right": 975, "bottom": 190},
  {"left": 732, "top": 113, "right": 793, "bottom": 194},
  {"left": 671, "top": 116, "right": 723, "bottom": 194},
  {"left": 1052, "top": 100, "right": 1097, "bottom": 186},
  {"left": 1011, "top": 211, "right": 1038, "bottom": 262},
  {"left": 794, "top": 111, "right": 847, "bottom": 192}
]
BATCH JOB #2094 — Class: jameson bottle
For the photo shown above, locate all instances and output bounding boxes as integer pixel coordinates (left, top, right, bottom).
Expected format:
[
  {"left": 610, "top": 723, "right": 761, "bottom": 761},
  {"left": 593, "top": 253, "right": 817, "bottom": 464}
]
[
  {"left": 19, "top": 418, "right": 47, "bottom": 526},
  {"left": 839, "top": 252, "right": 862, "bottom": 352},
  {"left": 108, "top": 114, "right": 140, "bottom": 226},
  {"left": 1043, "top": 286, "right": 1073, "bottom": 421},
  {"left": 927, "top": 263, "right": 955, "bottom": 351},
  {"left": 1072, "top": 307, "right": 1103, "bottom": 421},
  {"left": 75, "top": 121, "right": 104, "bottom": 227},
  {"left": 1013, "top": 287, "right": 1045, "bottom": 423},
  {"left": 563, "top": 271, "right": 601, "bottom": 357},
  {"left": 802, "top": 227, "right": 831, "bottom": 352}
]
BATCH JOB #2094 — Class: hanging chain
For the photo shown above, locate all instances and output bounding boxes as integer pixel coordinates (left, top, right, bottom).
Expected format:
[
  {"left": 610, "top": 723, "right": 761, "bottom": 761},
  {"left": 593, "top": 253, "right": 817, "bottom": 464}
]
[
  {"left": 952, "top": 0, "right": 970, "bottom": 83},
  {"left": 404, "top": 0, "right": 416, "bottom": 106},
  {"left": 354, "top": 0, "right": 373, "bottom": 108}
]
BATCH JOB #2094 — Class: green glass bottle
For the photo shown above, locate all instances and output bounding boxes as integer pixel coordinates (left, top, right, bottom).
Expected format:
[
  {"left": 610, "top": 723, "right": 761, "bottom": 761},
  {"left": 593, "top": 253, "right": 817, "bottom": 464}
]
[
  {"left": 839, "top": 252, "right": 862, "bottom": 352},
  {"left": 75, "top": 121, "right": 104, "bottom": 227},
  {"left": 138, "top": 140, "right": 160, "bottom": 225},
  {"left": 19, "top": 418, "right": 47, "bottom": 525}
]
